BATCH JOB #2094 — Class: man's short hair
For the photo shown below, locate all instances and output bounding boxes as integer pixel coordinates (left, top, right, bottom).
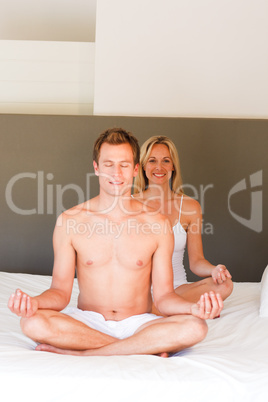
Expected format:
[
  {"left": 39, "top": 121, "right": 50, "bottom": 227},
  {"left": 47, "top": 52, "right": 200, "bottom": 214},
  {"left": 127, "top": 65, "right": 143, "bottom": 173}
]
[{"left": 93, "top": 128, "right": 140, "bottom": 165}]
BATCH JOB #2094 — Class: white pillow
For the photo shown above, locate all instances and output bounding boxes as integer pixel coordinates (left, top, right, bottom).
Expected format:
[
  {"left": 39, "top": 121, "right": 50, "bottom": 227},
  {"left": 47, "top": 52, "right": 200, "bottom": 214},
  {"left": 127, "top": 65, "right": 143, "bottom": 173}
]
[{"left": 259, "top": 265, "right": 268, "bottom": 317}]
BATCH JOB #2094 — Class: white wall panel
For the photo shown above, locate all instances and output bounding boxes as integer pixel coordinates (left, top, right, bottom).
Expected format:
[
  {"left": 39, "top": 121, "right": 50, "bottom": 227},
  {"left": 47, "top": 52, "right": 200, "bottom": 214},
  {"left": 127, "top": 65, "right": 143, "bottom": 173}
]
[
  {"left": 0, "top": 41, "right": 95, "bottom": 115},
  {"left": 94, "top": 0, "right": 268, "bottom": 118}
]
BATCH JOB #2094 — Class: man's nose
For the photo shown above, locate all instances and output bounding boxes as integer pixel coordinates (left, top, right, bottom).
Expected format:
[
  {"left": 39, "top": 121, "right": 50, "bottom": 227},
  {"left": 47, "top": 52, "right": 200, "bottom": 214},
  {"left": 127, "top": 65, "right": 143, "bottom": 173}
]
[{"left": 113, "top": 164, "right": 122, "bottom": 175}]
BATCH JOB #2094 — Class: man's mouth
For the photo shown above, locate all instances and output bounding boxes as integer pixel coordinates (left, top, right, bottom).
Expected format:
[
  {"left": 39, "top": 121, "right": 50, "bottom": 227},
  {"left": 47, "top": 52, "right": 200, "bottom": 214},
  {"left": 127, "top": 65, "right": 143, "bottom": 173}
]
[{"left": 109, "top": 181, "right": 124, "bottom": 185}]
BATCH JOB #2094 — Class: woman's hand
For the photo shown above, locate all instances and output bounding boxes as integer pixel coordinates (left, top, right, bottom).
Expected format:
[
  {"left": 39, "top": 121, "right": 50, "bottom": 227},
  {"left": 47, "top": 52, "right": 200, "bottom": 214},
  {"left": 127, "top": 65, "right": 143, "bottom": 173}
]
[{"left": 212, "top": 265, "right": 232, "bottom": 284}]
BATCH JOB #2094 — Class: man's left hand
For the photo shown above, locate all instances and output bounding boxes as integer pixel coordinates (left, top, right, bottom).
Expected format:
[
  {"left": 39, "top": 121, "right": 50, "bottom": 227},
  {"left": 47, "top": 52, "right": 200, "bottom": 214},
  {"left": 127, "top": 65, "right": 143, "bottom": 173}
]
[{"left": 191, "top": 291, "right": 223, "bottom": 320}]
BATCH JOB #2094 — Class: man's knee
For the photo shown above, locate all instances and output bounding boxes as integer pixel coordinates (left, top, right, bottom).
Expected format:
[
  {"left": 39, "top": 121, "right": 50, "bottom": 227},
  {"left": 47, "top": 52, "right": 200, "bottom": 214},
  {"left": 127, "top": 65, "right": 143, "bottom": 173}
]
[
  {"left": 20, "top": 311, "right": 52, "bottom": 342},
  {"left": 171, "top": 315, "right": 208, "bottom": 346},
  {"left": 190, "top": 316, "right": 208, "bottom": 343}
]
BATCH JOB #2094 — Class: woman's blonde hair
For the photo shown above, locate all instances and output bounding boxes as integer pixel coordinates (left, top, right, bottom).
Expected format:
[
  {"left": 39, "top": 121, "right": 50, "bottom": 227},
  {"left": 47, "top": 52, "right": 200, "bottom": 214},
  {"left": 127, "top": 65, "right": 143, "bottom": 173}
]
[{"left": 134, "top": 136, "right": 183, "bottom": 194}]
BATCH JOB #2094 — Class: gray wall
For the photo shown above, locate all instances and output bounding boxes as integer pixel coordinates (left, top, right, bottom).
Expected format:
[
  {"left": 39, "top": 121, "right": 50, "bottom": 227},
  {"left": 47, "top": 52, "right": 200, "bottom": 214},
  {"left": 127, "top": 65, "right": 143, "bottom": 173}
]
[{"left": 1, "top": 114, "right": 267, "bottom": 281}]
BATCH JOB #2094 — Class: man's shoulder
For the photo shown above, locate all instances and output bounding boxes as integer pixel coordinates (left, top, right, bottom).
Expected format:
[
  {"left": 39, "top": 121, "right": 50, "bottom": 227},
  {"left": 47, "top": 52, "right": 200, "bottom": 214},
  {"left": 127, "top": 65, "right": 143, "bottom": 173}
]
[
  {"left": 131, "top": 196, "right": 162, "bottom": 216},
  {"left": 55, "top": 198, "right": 97, "bottom": 226},
  {"left": 134, "top": 208, "right": 171, "bottom": 233}
]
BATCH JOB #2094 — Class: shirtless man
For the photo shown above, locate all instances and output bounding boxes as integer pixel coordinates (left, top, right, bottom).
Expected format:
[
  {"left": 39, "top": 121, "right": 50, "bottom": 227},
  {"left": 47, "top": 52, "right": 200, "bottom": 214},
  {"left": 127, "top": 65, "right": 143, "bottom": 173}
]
[{"left": 8, "top": 128, "right": 223, "bottom": 356}]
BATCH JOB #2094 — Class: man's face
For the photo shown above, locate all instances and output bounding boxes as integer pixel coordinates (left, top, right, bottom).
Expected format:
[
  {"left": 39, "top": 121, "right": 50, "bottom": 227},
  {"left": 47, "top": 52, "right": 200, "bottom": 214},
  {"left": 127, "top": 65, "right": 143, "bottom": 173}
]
[{"left": 93, "top": 143, "right": 139, "bottom": 196}]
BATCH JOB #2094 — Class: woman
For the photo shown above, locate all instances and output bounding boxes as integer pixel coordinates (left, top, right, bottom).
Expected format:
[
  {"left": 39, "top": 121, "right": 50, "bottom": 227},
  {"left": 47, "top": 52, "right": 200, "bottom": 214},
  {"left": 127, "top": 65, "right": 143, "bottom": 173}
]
[{"left": 133, "top": 136, "right": 233, "bottom": 304}]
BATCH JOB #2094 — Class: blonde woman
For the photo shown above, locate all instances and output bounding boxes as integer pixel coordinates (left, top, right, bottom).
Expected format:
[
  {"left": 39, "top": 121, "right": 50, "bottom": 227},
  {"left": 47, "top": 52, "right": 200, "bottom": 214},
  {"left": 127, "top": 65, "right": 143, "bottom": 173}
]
[{"left": 134, "top": 136, "right": 233, "bottom": 305}]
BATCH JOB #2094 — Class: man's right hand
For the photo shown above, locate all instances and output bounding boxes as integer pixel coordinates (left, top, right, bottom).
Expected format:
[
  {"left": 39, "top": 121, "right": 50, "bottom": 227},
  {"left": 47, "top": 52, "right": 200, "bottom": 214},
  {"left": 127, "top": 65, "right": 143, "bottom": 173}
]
[{"left": 8, "top": 289, "right": 38, "bottom": 318}]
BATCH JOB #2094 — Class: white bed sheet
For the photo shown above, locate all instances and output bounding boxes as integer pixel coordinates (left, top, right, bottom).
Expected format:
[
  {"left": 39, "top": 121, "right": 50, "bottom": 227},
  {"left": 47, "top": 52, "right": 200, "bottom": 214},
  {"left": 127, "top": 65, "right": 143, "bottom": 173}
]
[{"left": 0, "top": 271, "right": 268, "bottom": 402}]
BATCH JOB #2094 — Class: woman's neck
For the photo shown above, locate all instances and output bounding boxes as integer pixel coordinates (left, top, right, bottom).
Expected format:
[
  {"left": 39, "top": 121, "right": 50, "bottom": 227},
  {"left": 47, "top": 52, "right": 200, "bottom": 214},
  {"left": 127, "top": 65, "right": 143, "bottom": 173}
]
[{"left": 144, "top": 183, "right": 174, "bottom": 201}]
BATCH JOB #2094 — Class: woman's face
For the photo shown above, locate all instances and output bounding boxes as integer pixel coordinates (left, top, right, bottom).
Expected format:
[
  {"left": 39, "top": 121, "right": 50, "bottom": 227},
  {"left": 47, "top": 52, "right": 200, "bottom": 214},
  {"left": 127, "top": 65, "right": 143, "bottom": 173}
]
[{"left": 144, "top": 144, "right": 174, "bottom": 186}]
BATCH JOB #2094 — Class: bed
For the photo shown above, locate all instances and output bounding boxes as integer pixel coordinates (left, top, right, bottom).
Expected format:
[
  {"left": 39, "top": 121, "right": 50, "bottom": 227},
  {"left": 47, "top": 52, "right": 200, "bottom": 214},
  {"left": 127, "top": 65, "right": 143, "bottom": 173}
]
[{"left": 1, "top": 270, "right": 268, "bottom": 402}]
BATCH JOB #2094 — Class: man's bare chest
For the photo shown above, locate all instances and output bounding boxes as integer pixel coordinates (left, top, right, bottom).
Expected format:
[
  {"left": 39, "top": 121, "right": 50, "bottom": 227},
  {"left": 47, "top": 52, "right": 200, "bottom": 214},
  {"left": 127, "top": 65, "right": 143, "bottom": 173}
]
[{"left": 70, "top": 217, "right": 159, "bottom": 268}]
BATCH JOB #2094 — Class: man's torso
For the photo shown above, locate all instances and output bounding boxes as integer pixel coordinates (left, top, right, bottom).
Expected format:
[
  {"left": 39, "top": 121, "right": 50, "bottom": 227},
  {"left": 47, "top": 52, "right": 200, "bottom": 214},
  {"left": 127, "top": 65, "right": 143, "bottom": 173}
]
[{"left": 66, "top": 201, "right": 165, "bottom": 320}]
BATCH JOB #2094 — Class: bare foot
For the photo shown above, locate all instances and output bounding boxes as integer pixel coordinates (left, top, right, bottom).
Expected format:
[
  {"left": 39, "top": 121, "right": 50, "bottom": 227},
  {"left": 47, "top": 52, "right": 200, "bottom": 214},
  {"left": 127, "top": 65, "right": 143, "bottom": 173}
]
[
  {"left": 36, "top": 344, "right": 170, "bottom": 358},
  {"left": 35, "top": 344, "right": 86, "bottom": 356},
  {"left": 158, "top": 352, "right": 169, "bottom": 358}
]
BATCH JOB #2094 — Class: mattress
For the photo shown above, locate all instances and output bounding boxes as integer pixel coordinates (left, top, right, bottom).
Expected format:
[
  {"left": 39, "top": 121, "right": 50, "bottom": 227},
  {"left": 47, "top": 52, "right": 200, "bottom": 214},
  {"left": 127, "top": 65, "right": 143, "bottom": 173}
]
[{"left": 0, "top": 271, "right": 268, "bottom": 402}]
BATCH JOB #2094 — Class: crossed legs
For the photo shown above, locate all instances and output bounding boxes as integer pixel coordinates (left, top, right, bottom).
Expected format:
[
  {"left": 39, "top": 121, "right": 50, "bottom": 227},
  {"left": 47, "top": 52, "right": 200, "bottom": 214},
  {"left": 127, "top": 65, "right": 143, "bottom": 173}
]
[
  {"left": 21, "top": 310, "right": 207, "bottom": 356},
  {"left": 151, "top": 278, "right": 233, "bottom": 316},
  {"left": 21, "top": 310, "right": 116, "bottom": 350},
  {"left": 175, "top": 277, "right": 233, "bottom": 303}
]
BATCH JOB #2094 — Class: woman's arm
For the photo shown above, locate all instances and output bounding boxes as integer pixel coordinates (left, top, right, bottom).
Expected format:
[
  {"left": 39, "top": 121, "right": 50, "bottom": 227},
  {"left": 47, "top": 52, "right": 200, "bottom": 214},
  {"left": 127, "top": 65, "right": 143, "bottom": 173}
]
[
  {"left": 186, "top": 198, "right": 232, "bottom": 284},
  {"left": 151, "top": 216, "right": 223, "bottom": 319}
]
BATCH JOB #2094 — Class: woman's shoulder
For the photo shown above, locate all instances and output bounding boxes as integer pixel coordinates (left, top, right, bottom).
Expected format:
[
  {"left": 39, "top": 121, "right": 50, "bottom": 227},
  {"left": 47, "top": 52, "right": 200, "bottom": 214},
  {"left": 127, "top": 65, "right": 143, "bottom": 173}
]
[{"left": 178, "top": 194, "right": 202, "bottom": 215}]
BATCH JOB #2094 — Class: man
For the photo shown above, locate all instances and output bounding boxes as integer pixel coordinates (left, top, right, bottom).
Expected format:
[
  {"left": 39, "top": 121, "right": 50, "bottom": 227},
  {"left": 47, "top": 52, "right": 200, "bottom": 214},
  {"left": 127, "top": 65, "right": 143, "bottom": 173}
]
[{"left": 8, "top": 128, "right": 223, "bottom": 356}]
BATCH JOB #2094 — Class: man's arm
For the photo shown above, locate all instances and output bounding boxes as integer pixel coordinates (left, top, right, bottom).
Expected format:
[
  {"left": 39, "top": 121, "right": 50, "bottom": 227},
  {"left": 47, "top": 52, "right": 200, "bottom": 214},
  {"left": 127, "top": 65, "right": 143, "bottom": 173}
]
[
  {"left": 151, "top": 217, "right": 223, "bottom": 319},
  {"left": 8, "top": 213, "right": 76, "bottom": 318}
]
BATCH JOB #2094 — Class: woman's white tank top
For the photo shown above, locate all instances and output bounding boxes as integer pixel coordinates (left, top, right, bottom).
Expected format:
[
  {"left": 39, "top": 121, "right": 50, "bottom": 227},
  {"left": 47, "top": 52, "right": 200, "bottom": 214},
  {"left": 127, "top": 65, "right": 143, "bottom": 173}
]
[{"left": 172, "top": 195, "right": 187, "bottom": 287}]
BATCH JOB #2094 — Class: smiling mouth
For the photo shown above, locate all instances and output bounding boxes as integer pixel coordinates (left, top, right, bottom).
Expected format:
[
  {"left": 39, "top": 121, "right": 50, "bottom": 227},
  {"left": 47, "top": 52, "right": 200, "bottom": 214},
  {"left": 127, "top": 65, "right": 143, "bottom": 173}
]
[{"left": 153, "top": 173, "right": 165, "bottom": 177}]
